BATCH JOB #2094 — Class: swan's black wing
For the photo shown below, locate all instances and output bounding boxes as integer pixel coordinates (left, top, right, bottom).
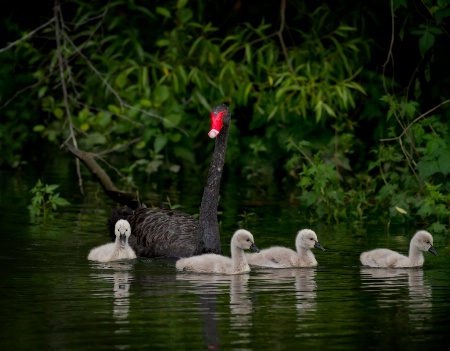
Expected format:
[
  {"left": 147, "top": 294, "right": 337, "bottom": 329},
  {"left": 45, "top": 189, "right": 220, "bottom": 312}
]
[{"left": 128, "top": 208, "right": 200, "bottom": 258}]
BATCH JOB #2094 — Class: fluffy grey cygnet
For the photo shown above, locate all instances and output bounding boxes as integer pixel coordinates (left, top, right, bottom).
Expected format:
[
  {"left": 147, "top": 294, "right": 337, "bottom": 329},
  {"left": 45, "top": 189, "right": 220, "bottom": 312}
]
[
  {"left": 360, "top": 230, "right": 437, "bottom": 268},
  {"left": 88, "top": 219, "right": 137, "bottom": 262},
  {"left": 246, "top": 229, "right": 325, "bottom": 268},
  {"left": 175, "top": 229, "right": 259, "bottom": 274}
]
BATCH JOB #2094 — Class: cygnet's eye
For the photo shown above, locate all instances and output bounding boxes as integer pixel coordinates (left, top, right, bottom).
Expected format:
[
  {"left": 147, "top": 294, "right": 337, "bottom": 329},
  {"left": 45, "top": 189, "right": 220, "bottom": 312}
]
[
  {"left": 310, "top": 238, "right": 314, "bottom": 240},
  {"left": 246, "top": 239, "right": 250, "bottom": 242},
  {"left": 426, "top": 240, "right": 430, "bottom": 244}
]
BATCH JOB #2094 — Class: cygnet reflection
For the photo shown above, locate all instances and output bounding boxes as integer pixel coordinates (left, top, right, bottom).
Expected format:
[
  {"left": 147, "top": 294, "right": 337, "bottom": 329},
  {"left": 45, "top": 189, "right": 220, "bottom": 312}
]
[
  {"left": 90, "top": 262, "right": 134, "bottom": 331},
  {"left": 176, "top": 273, "right": 252, "bottom": 348},
  {"left": 253, "top": 268, "right": 317, "bottom": 321},
  {"left": 360, "top": 268, "right": 432, "bottom": 323}
]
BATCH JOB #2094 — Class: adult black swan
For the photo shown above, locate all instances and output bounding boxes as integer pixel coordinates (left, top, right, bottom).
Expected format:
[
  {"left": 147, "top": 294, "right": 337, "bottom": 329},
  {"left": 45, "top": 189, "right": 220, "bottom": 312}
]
[{"left": 109, "top": 103, "right": 231, "bottom": 258}]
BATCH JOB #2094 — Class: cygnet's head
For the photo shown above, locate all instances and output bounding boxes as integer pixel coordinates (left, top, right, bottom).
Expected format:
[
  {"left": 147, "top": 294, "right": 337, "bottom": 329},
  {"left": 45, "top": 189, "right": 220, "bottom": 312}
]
[
  {"left": 412, "top": 230, "right": 437, "bottom": 255},
  {"left": 296, "top": 229, "right": 325, "bottom": 251},
  {"left": 232, "top": 229, "right": 260, "bottom": 252},
  {"left": 115, "top": 219, "right": 131, "bottom": 245}
]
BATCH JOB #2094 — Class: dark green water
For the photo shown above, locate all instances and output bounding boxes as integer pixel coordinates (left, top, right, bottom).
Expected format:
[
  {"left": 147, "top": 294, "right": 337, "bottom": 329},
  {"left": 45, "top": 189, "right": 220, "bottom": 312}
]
[{"left": 1, "top": 163, "right": 449, "bottom": 350}]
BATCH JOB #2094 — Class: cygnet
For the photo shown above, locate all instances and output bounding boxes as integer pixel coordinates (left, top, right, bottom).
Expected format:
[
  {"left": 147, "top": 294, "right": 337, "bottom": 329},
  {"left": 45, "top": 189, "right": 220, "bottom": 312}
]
[
  {"left": 88, "top": 219, "right": 137, "bottom": 262},
  {"left": 360, "top": 230, "right": 437, "bottom": 268},
  {"left": 246, "top": 229, "right": 325, "bottom": 268},
  {"left": 176, "top": 229, "right": 259, "bottom": 274}
]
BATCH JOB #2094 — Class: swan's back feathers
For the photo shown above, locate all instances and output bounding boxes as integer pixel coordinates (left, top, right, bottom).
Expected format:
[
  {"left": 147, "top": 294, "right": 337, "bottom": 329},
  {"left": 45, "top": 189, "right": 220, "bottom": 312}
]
[
  {"left": 246, "top": 247, "right": 298, "bottom": 268},
  {"left": 359, "top": 249, "right": 409, "bottom": 268},
  {"left": 124, "top": 207, "right": 201, "bottom": 258},
  {"left": 176, "top": 254, "right": 232, "bottom": 273}
]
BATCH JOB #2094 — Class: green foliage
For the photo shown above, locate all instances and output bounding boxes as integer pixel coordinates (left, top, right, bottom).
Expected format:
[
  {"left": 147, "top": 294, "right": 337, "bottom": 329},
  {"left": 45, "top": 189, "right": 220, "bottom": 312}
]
[
  {"left": 1, "top": 0, "right": 449, "bottom": 232},
  {"left": 28, "top": 180, "right": 71, "bottom": 223},
  {"left": 237, "top": 210, "right": 257, "bottom": 228}
]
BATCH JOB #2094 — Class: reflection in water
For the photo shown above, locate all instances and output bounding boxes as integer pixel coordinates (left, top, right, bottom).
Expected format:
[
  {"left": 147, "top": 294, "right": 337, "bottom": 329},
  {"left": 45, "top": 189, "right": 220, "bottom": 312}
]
[
  {"left": 360, "top": 268, "right": 432, "bottom": 325},
  {"left": 177, "top": 273, "right": 252, "bottom": 349},
  {"left": 253, "top": 268, "right": 317, "bottom": 324},
  {"left": 90, "top": 261, "right": 134, "bottom": 337}
]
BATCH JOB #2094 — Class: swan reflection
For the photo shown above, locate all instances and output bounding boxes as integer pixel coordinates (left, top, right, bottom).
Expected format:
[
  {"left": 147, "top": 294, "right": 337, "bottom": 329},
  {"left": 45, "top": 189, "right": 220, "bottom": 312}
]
[
  {"left": 176, "top": 273, "right": 252, "bottom": 348},
  {"left": 360, "top": 268, "right": 432, "bottom": 323},
  {"left": 253, "top": 268, "right": 317, "bottom": 321},
  {"left": 90, "top": 262, "right": 134, "bottom": 331}
]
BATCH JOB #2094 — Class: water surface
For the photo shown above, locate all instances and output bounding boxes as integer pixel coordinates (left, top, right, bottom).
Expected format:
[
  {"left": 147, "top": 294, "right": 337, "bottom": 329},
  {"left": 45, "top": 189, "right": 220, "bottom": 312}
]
[{"left": 1, "top": 166, "right": 449, "bottom": 350}]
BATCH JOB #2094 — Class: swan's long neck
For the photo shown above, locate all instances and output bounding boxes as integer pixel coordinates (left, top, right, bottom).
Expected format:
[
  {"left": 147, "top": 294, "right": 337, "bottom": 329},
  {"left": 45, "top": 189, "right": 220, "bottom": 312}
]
[
  {"left": 297, "top": 246, "right": 315, "bottom": 261},
  {"left": 231, "top": 244, "right": 248, "bottom": 273},
  {"left": 408, "top": 242, "right": 424, "bottom": 266},
  {"left": 198, "top": 122, "right": 230, "bottom": 254},
  {"left": 109, "top": 237, "right": 125, "bottom": 260}
]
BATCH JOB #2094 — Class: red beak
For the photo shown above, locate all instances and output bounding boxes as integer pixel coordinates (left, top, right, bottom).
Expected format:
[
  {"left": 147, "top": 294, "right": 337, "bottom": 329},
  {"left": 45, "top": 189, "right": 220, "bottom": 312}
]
[{"left": 208, "top": 110, "right": 227, "bottom": 138}]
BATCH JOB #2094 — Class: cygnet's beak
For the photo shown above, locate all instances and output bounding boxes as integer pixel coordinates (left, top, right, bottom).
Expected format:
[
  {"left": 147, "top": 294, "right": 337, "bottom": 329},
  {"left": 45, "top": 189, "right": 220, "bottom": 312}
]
[
  {"left": 314, "top": 241, "right": 325, "bottom": 251},
  {"left": 120, "top": 233, "right": 126, "bottom": 245},
  {"left": 250, "top": 243, "right": 260, "bottom": 253},
  {"left": 428, "top": 245, "right": 437, "bottom": 256}
]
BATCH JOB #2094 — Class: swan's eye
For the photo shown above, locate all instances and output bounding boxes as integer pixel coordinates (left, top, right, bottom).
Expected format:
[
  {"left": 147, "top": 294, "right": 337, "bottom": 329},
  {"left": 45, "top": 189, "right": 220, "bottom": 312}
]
[
  {"left": 246, "top": 239, "right": 250, "bottom": 242},
  {"left": 426, "top": 241, "right": 430, "bottom": 244},
  {"left": 310, "top": 238, "right": 314, "bottom": 240}
]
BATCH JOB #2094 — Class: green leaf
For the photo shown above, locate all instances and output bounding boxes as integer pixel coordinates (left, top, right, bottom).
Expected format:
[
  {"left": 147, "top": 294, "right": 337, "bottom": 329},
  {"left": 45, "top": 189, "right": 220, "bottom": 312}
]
[
  {"left": 85, "top": 132, "right": 107, "bottom": 146},
  {"left": 136, "top": 140, "right": 146, "bottom": 149},
  {"left": 438, "top": 150, "right": 450, "bottom": 175},
  {"left": 177, "top": 8, "right": 193, "bottom": 23},
  {"left": 156, "top": 7, "right": 171, "bottom": 18},
  {"left": 46, "top": 184, "right": 60, "bottom": 192},
  {"left": 156, "top": 39, "right": 170, "bottom": 47},
  {"left": 174, "top": 146, "right": 195, "bottom": 163},
  {"left": 163, "top": 114, "right": 182, "bottom": 128},
  {"left": 169, "top": 133, "right": 182, "bottom": 143},
  {"left": 53, "top": 108, "right": 64, "bottom": 119},
  {"left": 419, "top": 31, "right": 435, "bottom": 56},
  {"left": 153, "top": 85, "right": 170, "bottom": 105},
  {"left": 177, "top": 0, "right": 188, "bottom": 8},
  {"left": 38, "top": 86, "right": 48, "bottom": 98},
  {"left": 33, "top": 125, "right": 45, "bottom": 132},
  {"left": 53, "top": 197, "right": 71, "bottom": 206},
  {"left": 154, "top": 135, "right": 168, "bottom": 154},
  {"left": 416, "top": 159, "right": 440, "bottom": 180},
  {"left": 108, "top": 105, "right": 121, "bottom": 114}
]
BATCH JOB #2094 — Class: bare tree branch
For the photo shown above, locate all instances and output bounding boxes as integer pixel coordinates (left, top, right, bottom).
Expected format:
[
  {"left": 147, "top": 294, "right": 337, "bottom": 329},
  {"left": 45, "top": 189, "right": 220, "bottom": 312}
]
[
  {"left": 380, "top": 99, "right": 450, "bottom": 142},
  {"left": 54, "top": 0, "right": 85, "bottom": 195},
  {"left": 277, "top": 0, "right": 295, "bottom": 75},
  {"left": 0, "top": 18, "right": 55, "bottom": 54},
  {"left": 63, "top": 142, "right": 139, "bottom": 207}
]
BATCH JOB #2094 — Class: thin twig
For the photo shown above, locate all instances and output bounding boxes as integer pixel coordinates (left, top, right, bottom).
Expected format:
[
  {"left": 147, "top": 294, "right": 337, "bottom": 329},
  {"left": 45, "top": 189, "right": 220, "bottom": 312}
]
[
  {"left": 0, "top": 18, "right": 55, "bottom": 54},
  {"left": 0, "top": 79, "right": 43, "bottom": 109},
  {"left": 93, "top": 137, "right": 142, "bottom": 157},
  {"left": 61, "top": 30, "right": 188, "bottom": 135},
  {"left": 380, "top": 99, "right": 450, "bottom": 141},
  {"left": 61, "top": 30, "right": 125, "bottom": 112},
  {"left": 69, "top": 97, "right": 144, "bottom": 127},
  {"left": 277, "top": 0, "right": 295, "bottom": 75},
  {"left": 55, "top": 0, "right": 84, "bottom": 195}
]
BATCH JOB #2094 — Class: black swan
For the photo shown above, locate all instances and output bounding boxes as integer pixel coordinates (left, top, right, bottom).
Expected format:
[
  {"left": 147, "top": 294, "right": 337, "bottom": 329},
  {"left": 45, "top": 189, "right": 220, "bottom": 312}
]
[
  {"left": 109, "top": 103, "right": 231, "bottom": 258},
  {"left": 88, "top": 219, "right": 137, "bottom": 262}
]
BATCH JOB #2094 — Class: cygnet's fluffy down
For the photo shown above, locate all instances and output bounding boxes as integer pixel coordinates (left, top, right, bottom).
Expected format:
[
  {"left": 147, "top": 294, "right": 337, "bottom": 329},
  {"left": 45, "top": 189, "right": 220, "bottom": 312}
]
[
  {"left": 88, "top": 219, "right": 137, "bottom": 262},
  {"left": 360, "top": 230, "right": 437, "bottom": 268},
  {"left": 176, "top": 229, "right": 259, "bottom": 274},
  {"left": 246, "top": 229, "right": 325, "bottom": 268}
]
